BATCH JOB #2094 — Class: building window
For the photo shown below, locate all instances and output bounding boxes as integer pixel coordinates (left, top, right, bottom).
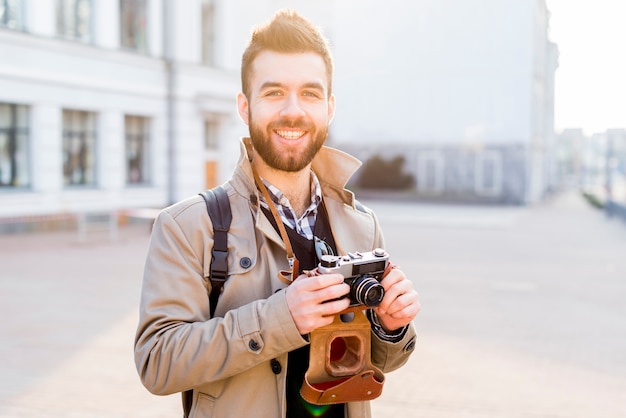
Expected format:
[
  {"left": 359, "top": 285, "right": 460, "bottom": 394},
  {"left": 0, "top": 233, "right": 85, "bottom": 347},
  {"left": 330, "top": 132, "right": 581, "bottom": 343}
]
[
  {"left": 417, "top": 150, "right": 445, "bottom": 194},
  {"left": 0, "top": 103, "right": 30, "bottom": 188},
  {"left": 62, "top": 110, "right": 96, "bottom": 186},
  {"left": 474, "top": 150, "right": 503, "bottom": 196},
  {"left": 125, "top": 115, "right": 150, "bottom": 185},
  {"left": 201, "top": 0, "right": 216, "bottom": 66},
  {"left": 204, "top": 119, "right": 218, "bottom": 151},
  {"left": 120, "top": 0, "right": 148, "bottom": 52},
  {"left": 56, "top": 0, "right": 92, "bottom": 42},
  {"left": 0, "top": 0, "right": 24, "bottom": 30}
]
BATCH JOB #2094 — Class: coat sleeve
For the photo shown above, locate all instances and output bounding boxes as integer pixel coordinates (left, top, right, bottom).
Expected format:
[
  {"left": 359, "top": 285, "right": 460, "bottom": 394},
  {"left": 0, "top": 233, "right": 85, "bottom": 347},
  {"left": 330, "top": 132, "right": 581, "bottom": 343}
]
[
  {"left": 133, "top": 208, "right": 307, "bottom": 396},
  {"left": 371, "top": 323, "right": 417, "bottom": 373}
]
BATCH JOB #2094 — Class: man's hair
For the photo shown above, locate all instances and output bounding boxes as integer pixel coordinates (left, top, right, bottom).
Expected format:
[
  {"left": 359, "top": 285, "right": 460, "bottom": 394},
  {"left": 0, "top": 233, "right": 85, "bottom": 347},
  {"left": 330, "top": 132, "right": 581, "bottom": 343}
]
[{"left": 241, "top": 9, "right": 334, "bottom": 98}]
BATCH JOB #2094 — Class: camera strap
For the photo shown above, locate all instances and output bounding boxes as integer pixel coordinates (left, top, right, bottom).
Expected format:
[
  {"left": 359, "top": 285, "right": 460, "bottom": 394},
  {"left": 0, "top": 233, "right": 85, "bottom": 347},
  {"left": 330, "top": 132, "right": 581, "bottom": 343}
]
[{"left": 251, "top": 163, "right": 300, "bottom": 285}]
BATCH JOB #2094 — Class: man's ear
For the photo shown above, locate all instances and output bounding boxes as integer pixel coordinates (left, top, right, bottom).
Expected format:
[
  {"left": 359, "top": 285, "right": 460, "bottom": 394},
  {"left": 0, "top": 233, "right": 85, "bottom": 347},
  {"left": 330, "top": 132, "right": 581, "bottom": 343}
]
[{"left": 236, "top": 92, "right": 250, "bottom": 125}]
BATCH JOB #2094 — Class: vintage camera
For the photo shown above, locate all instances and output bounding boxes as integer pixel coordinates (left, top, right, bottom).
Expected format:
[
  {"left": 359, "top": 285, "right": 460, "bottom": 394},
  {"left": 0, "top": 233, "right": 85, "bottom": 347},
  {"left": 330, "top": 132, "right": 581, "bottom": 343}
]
[
  {"left": 318, "top": 248, "right": 389, "bottom": 308},
  {"left": 301, "top": 248, "right": 391, "bottom": 405}
]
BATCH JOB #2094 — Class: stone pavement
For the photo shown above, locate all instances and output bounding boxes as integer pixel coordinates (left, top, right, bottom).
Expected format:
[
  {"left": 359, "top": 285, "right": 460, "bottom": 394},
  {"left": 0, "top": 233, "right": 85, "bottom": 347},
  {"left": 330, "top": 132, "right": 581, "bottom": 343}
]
[{"left": 0, "top": 191, "right": 625, "bottom": 417}]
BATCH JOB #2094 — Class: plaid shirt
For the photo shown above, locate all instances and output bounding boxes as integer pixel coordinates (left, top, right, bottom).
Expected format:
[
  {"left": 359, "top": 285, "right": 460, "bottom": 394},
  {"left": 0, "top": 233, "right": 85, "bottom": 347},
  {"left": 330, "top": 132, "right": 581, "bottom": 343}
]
[{"left": 259, "top": 172, "right": 322, "bottom": 240}]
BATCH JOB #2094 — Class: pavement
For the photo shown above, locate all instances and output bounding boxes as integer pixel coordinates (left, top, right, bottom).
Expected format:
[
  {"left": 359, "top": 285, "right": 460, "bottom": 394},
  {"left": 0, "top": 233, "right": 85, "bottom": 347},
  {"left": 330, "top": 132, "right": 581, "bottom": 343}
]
[{"left": 0, "top": 190, "right": 625, "bottom": 417}]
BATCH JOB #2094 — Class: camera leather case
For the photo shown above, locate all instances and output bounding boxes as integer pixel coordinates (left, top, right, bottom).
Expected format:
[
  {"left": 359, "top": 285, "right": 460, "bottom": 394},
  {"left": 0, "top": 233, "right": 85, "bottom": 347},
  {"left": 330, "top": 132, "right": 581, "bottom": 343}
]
[{"left": 300, "top": 310, "right": 385, "bottom": 405}]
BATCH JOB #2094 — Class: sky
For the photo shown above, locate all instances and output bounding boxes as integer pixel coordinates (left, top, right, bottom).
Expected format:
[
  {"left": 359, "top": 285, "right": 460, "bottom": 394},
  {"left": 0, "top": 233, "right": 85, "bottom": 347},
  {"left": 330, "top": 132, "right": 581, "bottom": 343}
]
[{"left": 545, "top": 0, "right": 626, "bottom": 135}]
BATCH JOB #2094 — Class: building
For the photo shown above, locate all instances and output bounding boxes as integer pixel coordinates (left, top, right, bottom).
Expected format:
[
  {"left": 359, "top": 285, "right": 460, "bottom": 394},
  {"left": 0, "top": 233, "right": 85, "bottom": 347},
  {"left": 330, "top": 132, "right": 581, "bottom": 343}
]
[
  {"left": 1, "top": 0, "right": 558, "bottom": 227},
  {"left": 331, "top": 0, "right": 558, "bottom": 204}
]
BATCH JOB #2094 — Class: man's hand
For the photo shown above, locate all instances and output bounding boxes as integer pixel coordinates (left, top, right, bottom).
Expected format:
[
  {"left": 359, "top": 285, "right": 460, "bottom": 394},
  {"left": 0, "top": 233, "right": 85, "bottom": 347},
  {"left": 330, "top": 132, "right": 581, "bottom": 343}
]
[
  {"left": 373, "top": 267, "right": 420, "bottom": 332},
  {"left": 285, "top": 273, "right": 350, "bottom": 335}
]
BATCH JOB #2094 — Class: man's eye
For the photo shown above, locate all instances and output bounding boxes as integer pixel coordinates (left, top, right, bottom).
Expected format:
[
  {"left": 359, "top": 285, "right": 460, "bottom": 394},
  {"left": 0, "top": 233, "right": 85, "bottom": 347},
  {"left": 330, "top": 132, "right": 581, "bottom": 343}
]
[
  {"left": 266, "top": 91, "right": 282, "bottom": 97},
  {"left": 303, "top": 91, "right": 321, "bottom": 98}
]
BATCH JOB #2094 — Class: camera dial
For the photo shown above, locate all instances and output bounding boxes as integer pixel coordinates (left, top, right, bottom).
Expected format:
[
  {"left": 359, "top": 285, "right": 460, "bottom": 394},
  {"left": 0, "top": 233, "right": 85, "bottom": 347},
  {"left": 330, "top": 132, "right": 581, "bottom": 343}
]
[{"left": 320, "top": 255, "right": 339, "bottom": 268}]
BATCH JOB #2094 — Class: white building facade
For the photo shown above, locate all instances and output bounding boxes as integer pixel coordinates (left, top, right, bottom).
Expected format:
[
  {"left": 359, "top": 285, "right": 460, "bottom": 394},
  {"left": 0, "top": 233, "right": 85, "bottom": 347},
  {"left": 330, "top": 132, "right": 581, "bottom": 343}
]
[
  {"left": 0, "top": 0, "right": 557, "bottom": 223},
  {"left": 0, "top": 0, "right": 252, "bottom": 220}
]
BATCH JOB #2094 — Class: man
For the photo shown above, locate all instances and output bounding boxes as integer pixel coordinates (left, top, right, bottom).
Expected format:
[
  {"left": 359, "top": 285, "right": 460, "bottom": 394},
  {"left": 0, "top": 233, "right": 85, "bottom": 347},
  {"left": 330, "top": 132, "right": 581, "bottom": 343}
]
[{"left": 134, "top": 9, "right": 420, "bottom": 418}]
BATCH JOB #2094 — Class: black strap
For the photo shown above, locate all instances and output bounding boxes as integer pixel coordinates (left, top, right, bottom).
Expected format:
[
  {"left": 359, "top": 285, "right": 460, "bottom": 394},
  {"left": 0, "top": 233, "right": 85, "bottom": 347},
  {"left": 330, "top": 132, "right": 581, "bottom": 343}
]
[
  {"left": 183, "top": 185, "right": 231, "bottom": 418},
  {"left": 200, "top": 185, "right": 232, "bottom": 318}
]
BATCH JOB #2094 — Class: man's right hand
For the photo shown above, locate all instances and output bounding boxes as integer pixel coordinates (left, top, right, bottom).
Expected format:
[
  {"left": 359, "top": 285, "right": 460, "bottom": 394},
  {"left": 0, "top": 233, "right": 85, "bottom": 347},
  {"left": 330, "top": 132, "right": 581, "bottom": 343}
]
[{"left": 285, "top": 273, "right": 350, "bottom": 335}]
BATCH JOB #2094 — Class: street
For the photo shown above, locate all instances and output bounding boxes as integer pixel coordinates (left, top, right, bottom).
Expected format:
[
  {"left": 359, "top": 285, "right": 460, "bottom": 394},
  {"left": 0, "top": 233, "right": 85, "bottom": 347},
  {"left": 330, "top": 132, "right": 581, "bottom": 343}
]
[{"left": 0, "top": 191, "right": 625, "bottom": 417}]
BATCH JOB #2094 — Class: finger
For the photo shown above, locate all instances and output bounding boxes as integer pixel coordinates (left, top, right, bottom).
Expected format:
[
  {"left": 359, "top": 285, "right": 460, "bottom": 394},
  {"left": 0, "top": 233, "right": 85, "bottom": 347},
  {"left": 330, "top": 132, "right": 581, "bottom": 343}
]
[
  {"left": 383, "top": 290, "right": 420, "bottom": 317},
  {"left": 316, "top": 282, "right": 350, "bottom": 304},
  {"left": 319, "top": 297, "right": 351, "bottom": 317},
  {"left": 295, "top": 273, "right": 345, "bottom": 291},
  {"left": 379, "top": 268, "right": 406, "bottom": 291},
  {"left": 378, "top": 279, "right": 413, "bottom": 313}
]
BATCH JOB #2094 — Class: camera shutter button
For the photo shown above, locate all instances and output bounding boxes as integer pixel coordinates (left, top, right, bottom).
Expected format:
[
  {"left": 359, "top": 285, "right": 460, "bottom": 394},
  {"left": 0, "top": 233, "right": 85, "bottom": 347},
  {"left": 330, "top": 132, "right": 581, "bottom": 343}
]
[{"left": 373, "top": 248, "right": 387, "bottom": 257}]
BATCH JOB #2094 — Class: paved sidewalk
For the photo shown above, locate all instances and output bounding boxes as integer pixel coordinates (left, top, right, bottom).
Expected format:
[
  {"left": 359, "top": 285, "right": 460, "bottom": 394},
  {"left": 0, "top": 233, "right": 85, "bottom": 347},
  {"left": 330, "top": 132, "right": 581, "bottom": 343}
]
[{"left": 0, "top": 191, "right": 625, "bottom": 417}]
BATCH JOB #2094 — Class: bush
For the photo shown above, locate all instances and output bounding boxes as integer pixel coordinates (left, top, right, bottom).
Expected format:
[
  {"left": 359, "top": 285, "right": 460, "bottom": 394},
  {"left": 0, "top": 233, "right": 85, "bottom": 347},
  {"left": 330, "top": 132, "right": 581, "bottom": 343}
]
[
  {"left": 358, "top": 154, "right": 415, "bottom": 190},
  {"left": 582, "top": 191, "right": 604, "bottom": 209}
]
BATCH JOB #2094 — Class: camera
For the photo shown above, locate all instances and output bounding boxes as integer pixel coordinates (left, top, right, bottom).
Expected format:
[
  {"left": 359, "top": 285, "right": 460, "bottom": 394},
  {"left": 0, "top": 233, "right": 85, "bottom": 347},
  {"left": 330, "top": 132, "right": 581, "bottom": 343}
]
[
  {"left": 317, "top": 248, "right": 389, "bottom": 308},
  {"left": 302, "top": 248, "right": 390, "bottom": 405}
]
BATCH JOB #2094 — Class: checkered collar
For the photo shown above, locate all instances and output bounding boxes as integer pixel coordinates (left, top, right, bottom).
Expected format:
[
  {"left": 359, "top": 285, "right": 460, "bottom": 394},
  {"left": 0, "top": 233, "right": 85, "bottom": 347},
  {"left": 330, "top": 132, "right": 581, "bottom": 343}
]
[{"left": 258, "top": 171, "right": 322, "bottom": 240}]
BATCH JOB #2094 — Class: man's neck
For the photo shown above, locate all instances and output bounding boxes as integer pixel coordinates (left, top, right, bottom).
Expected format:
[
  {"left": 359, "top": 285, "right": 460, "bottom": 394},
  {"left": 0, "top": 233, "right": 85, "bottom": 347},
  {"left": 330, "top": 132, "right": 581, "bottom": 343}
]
[{"left": 252, "top": 157, "right": 312, "bottom": 218}]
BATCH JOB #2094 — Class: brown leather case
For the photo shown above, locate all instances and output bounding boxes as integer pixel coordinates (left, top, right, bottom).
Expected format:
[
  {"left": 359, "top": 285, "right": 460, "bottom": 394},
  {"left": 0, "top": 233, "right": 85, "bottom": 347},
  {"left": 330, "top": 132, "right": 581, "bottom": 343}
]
[{"left": 300, "top": 310, "right": 385, "bottom": 405}]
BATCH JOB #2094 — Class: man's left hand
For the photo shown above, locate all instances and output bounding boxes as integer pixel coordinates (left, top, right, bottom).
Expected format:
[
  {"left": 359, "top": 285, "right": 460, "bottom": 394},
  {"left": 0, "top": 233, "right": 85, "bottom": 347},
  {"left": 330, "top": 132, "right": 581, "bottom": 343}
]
[{"left": 373, "top": 266, "right": 420, "bottom": 332}]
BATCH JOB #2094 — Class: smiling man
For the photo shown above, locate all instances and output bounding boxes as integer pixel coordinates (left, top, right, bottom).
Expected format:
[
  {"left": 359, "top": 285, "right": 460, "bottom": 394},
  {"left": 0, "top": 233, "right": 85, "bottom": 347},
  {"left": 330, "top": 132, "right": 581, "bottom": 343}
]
[{"left": 134, "top": 10, "right": 420, "bottom": 418}]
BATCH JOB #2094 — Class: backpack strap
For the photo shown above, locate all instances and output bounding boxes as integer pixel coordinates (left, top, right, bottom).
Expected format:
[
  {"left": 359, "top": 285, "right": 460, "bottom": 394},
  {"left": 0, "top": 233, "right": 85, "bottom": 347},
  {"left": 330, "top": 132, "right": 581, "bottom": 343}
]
[
  {"left": 199, "top": 185, "right": 232, "bottom": 318},
  {"left": 183, "top": 185, "right": 231, "bottom": 418}
]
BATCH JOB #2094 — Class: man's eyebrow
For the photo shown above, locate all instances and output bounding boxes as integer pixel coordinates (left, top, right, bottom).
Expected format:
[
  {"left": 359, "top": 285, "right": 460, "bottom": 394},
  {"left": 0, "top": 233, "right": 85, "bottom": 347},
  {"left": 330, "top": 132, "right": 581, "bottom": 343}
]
[
  {"left": 258, "top": 81, "right": 326, "bottom": 91},
  {"left": 259, "top": 81, "right": 284, "bottom": 90},
  {"left": 302, "top": 82, "right": 325, "bottom": 91}
]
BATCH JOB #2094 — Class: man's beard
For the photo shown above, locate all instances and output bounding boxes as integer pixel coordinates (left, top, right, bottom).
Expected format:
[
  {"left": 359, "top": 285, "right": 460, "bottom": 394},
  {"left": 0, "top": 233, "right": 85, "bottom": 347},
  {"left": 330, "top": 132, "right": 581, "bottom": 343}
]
[{"left": 249, "top": 118, "right": 328, "bottom": 172}]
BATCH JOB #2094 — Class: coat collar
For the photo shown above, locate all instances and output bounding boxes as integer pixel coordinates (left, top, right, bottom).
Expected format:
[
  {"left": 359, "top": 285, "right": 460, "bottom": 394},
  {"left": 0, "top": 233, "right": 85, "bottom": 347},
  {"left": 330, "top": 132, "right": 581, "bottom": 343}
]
[{"left": 231, "top": 137, "right": 362, "bottom": 208}]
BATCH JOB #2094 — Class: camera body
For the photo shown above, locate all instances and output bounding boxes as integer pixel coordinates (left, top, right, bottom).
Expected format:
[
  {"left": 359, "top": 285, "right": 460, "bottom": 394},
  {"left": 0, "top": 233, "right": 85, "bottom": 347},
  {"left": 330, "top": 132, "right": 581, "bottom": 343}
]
[{"left": 318, "top": 248, "right": 389, "bottom": 308}]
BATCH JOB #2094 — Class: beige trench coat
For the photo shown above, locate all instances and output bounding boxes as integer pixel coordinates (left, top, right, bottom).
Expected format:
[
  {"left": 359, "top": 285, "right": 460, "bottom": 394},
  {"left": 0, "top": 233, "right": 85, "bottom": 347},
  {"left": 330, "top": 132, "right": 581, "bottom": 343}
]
[{"left": 134, "top": 138, "right": 417, "bottom": 418}]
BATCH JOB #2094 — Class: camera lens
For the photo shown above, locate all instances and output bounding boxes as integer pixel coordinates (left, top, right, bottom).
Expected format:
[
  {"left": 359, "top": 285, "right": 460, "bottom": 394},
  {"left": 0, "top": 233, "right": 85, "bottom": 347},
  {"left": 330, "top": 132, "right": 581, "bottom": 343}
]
[{"left": 351, "top": 275, "right": 385, "bottom": 307}]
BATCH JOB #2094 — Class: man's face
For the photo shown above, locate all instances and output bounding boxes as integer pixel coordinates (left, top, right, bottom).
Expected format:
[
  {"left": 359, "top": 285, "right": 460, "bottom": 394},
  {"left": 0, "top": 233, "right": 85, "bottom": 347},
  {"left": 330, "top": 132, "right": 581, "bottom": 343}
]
[{"left": 237, "top": 51, "right": 335, "bottom": 172}]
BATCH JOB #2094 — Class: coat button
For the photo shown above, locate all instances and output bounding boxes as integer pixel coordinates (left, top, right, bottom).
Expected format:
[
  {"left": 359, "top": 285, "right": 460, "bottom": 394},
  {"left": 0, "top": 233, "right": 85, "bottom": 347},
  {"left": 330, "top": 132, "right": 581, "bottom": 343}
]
[
  {"left": 240, "top": 257, "right": 252, "bottom": 269},
  {"left": 249, "top": 339, "right": 261, "bottom": 351},
  {"left": 270, "top": 359, "right": 282, "bottom": 374}
]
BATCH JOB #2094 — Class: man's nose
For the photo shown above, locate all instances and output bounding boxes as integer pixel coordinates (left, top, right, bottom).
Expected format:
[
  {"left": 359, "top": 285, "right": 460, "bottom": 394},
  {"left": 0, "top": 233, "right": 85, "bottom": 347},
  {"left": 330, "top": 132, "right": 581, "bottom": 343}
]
[{"left": 280, "top": 93, "right": 306, "bottom": 117}]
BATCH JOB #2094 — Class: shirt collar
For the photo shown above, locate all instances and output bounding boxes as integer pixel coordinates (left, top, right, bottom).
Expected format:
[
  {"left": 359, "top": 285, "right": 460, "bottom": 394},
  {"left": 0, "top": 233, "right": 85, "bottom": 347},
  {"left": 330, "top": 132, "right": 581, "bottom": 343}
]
[{"left": 260, "top": 171, "right": 323, "bottom": 221}]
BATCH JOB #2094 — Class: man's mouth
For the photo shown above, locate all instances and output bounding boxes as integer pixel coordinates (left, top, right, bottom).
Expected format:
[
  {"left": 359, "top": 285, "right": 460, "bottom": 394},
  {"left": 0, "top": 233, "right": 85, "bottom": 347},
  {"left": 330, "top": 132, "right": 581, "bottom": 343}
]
[{"left": 275, "top": 129, "right": 306, "bottom": 140}]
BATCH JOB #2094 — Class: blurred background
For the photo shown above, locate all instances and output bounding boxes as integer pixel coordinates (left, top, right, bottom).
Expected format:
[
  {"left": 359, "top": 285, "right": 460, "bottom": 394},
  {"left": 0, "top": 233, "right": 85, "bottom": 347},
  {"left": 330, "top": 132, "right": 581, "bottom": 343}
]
[
  {"left": 1, "top": 1, "right": 625, "bottom": 417},
  {"left": 0, "top": 0, "right": 624, "bottom": 218}
]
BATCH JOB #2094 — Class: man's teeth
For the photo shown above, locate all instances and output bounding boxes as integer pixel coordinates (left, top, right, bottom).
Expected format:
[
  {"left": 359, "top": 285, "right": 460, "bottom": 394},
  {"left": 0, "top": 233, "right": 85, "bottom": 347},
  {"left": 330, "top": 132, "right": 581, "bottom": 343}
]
[{"left": 276, "top": 130, "right": 305, "bottom": 139}]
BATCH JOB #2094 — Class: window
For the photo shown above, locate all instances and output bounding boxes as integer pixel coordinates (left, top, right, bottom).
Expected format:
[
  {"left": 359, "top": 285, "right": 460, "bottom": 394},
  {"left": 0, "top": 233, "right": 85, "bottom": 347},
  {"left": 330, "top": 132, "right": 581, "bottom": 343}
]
[
  {"left": 125, "top": 115, "right": 150, "bottom": 185},
  {"left": 120, "top": 0, "right": 147, "bottom": 52},
  {"left": 417, "top": 150, "right": 444, "bottom": 194},
  {"left": 62, "top": 110, "right": 96, "bottom": 186},
  {"left": 204, "top": 119, "right": 218, "bottom": 151},
  {"left": 201, "top": 0, "right": 216, "bottom": 66},
  {"left": 0, "top": 103, "right": 30, "bottom": 188},
  {"left": 474, "top": 151, "right": 503, "bottom": 196},
  {"left": 0, "top": 0, "right": 24, "bottom": 30},
  {"left": 56, "top": 0, "right": 92, "bottom": 42}
]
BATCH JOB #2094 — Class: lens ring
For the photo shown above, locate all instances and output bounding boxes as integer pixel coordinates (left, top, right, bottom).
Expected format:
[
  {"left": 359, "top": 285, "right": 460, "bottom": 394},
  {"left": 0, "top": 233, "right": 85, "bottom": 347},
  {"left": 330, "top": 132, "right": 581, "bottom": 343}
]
[{"left": 352, "top": 275, "right": 385, "bottom": 307}]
